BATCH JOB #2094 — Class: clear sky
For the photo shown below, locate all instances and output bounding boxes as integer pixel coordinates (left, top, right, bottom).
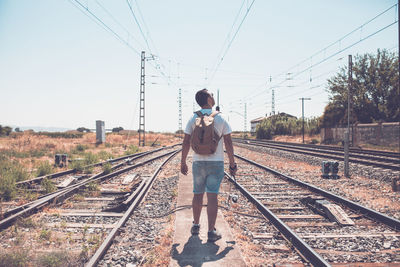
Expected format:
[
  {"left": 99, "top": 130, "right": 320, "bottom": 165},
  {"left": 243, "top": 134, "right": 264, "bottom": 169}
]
[{"left": 0, "top": 0, "right": 398, "bottom": 132}]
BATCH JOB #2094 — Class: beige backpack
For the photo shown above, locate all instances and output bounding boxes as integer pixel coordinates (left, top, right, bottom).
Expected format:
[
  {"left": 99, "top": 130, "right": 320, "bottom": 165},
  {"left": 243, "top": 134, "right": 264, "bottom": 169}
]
[{"left": 191, "top": 111, "right": 221, "bottom": 155}]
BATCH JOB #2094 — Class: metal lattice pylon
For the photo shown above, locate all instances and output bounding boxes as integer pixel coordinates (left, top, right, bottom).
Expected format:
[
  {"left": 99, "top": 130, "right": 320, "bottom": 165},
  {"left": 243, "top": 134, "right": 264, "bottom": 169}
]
[
  {"left": 271, "top": 89, "right": 275, "bottom": 115},
  {"left": 178, "top": 88, "right": 182, "bottom": 137},
  {"left": 138, "top": 51, "right": 145, "bottom": 147}
]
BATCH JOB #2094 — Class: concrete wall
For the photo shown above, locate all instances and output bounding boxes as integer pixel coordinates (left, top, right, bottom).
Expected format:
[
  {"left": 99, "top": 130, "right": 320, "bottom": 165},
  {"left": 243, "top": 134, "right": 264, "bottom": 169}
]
[
  {"left": 96, "top": 120, "right": 105, "bottom": 144},
  {"left": 321, "top": 122, "right": 399, "bottom": 147}
]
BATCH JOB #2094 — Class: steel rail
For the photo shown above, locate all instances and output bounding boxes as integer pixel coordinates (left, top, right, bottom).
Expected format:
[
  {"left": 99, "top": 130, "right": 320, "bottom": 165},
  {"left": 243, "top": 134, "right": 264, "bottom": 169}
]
[
  {"left": 234, "top": 139, "right": 400, "bottom": 171},
  {"left": 85, "top": 149, "right": 181, "bottom": 267},
  {"left": 237, "top": 139, "right": 400, "bottom": 164},
  {"left": 224, "top": 172, "right": 330, "bottom": 266},
  {"left": 234, "top": 153, "right": 400, "bottom": 231},
  {"left": 238, "top": 139, "right": 399, "bottom": 164},
  {"left": 6, "top": 146, "right": 175, "bottom": 219},
  {"left": 0, "top": 149, "right": 178, "bottom": 231},
  {"left": 233, "top": 138, "right": 400, "bottom": 158}
]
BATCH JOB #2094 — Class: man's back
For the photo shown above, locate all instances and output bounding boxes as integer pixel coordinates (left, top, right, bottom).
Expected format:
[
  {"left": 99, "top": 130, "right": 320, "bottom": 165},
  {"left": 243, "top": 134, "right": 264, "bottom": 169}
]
[{"left": 184, "top": 108, "right": 232, "bottom": 162}]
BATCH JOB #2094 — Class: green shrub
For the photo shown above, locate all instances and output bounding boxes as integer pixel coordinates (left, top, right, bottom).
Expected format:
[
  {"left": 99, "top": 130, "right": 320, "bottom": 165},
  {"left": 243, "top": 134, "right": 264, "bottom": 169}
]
[
  {"left": 84, "top": 152, "right": 98, "bottom": 165},
  {"left": 256, "top": 120, "right": 273, "bottom": 139},
  {"left": 41, "top": 178, "right": 56, "bottom": 194},
  {"left": 76, "top": 144, "right": 87, "bottom": 152},
  {"left": 310, "top": 138, "right": 319, "bottom": 144},
  {"left": 0, "top": 173, "right": 17, "bottom": 201},
  {"left": 16, "top": 217, "right": 36, "bottom": 228},
  {"left": 0, "top": 250, "right": 28, "bottom": 267},
  {"left": 255, "top": 114, "right": 321, "bottom": 139},
  {"left": 85, "top": 181, "right": 99, "bottom": 192},
  {"left": 71, "top": 159, "right": 84, "bottom": 172},
  {"left": 0, "top": 155, "right": 30, "bottom": 200},
  {"left": 0, "top": 157, "right": 29, "bottom": 182},
  {"left": 83, "top": 153, "right": 98, "bottom": 174},
  {"left": 39, "top": 229, "right": 52, "bottom": 240},
  {"left": 97, "top": 150, "right": 113, "bottom": 161},
  {"left": 1, "top": 149, "right": 47, "bottom": 159},
  {"left": 37, "top": 132, "right": 83, "bottom": 138},
  {"left": 102, "top": 162, "right": 112, "bottom": 174},
  {"left": 37, "top": 251, "right": 70, "bottom": 267},
  {"left": 124, "top": 145, "right": 139, "bottom": 155},
  {"left": 36, "top": 161, "right": 53, "bottom": 177}
]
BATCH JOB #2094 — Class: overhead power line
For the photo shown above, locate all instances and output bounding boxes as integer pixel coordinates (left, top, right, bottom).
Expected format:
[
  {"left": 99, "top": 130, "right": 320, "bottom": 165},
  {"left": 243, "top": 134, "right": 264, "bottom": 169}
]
[
  {"left": 207, "top": 0, "right": 256, "bottom": 86},
  {"left": 70, "top": 0, "right": 176, "bottom": 87},
  {"left": 125, "top": 0, "right": 175, "bottom": 86},
  {"left": 238, "top": 3, "right": 398, "bottom": 105},
  {"left": 70, "top": 0, "right": 141, "bottom": 55},
  {"left": 126, "top": 0, "right": 152, "bottom": 54},
  {"left": 271, "top": 3, "right": 398, "bottom": 86},
  {"left": 94, "top": 0, "right": 145, "bottom": 49}
]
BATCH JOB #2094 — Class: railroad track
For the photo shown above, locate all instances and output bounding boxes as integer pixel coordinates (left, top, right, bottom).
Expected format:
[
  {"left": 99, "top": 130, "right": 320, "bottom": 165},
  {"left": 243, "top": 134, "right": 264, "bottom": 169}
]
[
  {"left": 0, "top": 145, "right": 180, "bottom": 265},
  {"left": 224, "top": 152, "right": 400, "bottom": 265},
  {"left": 1, "top": 145, "right": 179, "bottom": 224},
  {"left": 233, "top": 138, "right": 400, "bottom": 171},
  {"left": 15, "top": 145, "right": 178, "bottom": 188},
  {"left": 86, "top": 149, "right": 180, "bottom": 266}
]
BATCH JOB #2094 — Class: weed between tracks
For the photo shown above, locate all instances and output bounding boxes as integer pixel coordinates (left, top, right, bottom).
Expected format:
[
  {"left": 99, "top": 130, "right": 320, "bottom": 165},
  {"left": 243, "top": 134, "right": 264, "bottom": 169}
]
[{"left": 0, "top": 132, "right": 180, "bottom": 202}]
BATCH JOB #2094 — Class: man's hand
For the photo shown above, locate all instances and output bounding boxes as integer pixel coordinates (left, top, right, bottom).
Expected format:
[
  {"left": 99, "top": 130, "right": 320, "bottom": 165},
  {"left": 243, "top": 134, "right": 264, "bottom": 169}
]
[
  {"left": 181, "top": 161, "right": 188, "bottom": 175},
  {"left": 180, "top": 134, "right": 191, "bottom": 176},
  {"left": 229, "top": 163, "right": 237, "bottom": 176}
]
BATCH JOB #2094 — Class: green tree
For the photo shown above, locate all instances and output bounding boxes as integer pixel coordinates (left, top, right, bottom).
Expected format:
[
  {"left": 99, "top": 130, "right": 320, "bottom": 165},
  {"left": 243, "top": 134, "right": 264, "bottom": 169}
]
[
  {"left": 0, "top": 125, "right": 12, "bottom": 136},
  {"left": 323, "top": 49, "right": 399, "bottom": 125},
  {"left": 77, "top": 127, "right": 90, "bottom": 133},
  {"left": 112, "top": 127, "right": 124, "bottom": 133}
]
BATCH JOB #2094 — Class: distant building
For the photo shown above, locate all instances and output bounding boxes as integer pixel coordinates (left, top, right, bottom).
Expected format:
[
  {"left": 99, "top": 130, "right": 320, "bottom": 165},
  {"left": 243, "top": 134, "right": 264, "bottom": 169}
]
[
  {"left": 250, "top": 112, "right": 297, "bottom": 134},
  {"left": 250, "top": 117, "right": 267, "bottom": 134}
]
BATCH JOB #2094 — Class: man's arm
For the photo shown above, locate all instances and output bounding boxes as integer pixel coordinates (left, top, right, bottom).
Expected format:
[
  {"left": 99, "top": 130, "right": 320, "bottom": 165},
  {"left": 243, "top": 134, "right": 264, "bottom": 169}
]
[
  {"left": 223, "top": 134, "right": 237, "bottom": 175},
  {"left": 180, "top": 134, "right": 191, "bottom": 175}
]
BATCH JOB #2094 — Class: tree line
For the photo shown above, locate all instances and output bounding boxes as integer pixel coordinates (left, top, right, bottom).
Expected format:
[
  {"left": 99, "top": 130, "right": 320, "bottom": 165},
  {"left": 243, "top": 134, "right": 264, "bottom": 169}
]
[{"left": 321, "top": 49, "right": 399, "bottom": 127}]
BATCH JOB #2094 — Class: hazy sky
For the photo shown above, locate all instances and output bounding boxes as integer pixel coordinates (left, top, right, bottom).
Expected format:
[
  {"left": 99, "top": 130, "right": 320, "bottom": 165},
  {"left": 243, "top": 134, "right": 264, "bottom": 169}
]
[{"left": 0, "top": 0, "right": 398, "bottom": 132}]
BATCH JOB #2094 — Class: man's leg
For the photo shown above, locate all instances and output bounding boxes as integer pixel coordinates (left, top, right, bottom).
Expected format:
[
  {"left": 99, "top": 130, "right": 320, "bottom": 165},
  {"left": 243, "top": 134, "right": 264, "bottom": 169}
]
[
  {"left": 192, "top": 193, "right": 204, "bottom": 224},
  {"left": 206, "top": 192, "right": 218, "bottom": 231}
]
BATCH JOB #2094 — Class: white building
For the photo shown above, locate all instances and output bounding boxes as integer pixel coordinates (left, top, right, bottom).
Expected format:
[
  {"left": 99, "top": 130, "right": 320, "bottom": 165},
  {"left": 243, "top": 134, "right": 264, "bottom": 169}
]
[{"left": 250, "top": 117, "right": 266, "bottom": 134}]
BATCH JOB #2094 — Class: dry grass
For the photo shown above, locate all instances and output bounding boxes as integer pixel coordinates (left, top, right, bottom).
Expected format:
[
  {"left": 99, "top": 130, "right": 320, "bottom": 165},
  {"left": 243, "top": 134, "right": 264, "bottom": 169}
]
[
  {"left": 273, "top": 134, "right": 320, "bottom": 143},
  {"left": 142, "top": 207, "right": 176, "bottom": 266},
  {"left": 0, "top": 132, "right": 181, "bottom": 175}
]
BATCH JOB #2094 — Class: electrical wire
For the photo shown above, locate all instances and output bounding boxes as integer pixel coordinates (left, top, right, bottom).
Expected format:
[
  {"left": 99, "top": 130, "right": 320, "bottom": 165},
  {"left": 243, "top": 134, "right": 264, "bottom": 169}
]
[
  {"left": 243, "top": 19, "right": 397, "bottom": 111},
  {"left": 207, "top": 0, "right": 257, "bottom": 86},
  {"left": 70, "top": 0, "right": 141, "bottom": 55},
  {"left": 94, "top": 0, "right": 145, "bottom": 49},
  {"left": 126, "top": 0, "right": 152, "bottom": 54},
  {"left": 271, "top": 3, "right": 398, "bottom": 87},
  {"left": 237, "top": 3, "right": 398, "bottom": 106}
]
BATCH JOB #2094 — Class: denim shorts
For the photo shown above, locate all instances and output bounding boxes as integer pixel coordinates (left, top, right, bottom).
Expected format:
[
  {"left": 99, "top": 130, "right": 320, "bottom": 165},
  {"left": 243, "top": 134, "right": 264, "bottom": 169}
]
[{"left": 192, "top": 161, "right": 224, "bottom": 194}]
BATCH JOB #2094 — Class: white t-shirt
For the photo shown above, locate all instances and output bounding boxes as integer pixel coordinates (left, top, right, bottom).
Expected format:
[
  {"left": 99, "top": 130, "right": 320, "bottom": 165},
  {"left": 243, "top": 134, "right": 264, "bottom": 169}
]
[{"left": 184, "top": 109, "right": 232, "bottom": 161}]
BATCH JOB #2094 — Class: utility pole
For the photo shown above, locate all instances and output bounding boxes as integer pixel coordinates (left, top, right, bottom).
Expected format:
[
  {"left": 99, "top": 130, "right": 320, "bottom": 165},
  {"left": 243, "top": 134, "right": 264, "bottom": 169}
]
[
  {"left": 138, "top": 51, "right": 155, "bottom": 147},
  {"left": 178, "top": 88, "right": 182, "bottom": 138},
  {"left": 299, "top": 98, "right": 311, "bottom": 143},
  {"left": 344, "top": 55, "right": 353, "bottom": 177},
  {"left": 348, "top": 55, "right": 352, "bottom": 144},
  {"left": 270, "top": 75, "right": 274, "bottom": 116},
  {"left": 216, "top": 89, "right": 220, "bottom": 111},
  {"left": 271, "top": 89, "right": 275, "bottom": 116},
  {"left": 244, "top": 102, "right": 247, "bottom": 138}
]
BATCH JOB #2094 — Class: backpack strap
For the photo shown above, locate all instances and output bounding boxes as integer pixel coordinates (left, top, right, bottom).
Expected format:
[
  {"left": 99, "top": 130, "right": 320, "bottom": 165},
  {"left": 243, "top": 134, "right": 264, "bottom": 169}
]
[{"left": 210, "top": 111, "right": 220, "bottom": 118}]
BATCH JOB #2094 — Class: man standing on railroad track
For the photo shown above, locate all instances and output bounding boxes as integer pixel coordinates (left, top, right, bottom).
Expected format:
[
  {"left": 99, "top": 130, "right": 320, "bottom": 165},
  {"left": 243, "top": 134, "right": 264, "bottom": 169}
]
[{"left": 180, "top": 88, "right": 237, "bottom": 242}]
